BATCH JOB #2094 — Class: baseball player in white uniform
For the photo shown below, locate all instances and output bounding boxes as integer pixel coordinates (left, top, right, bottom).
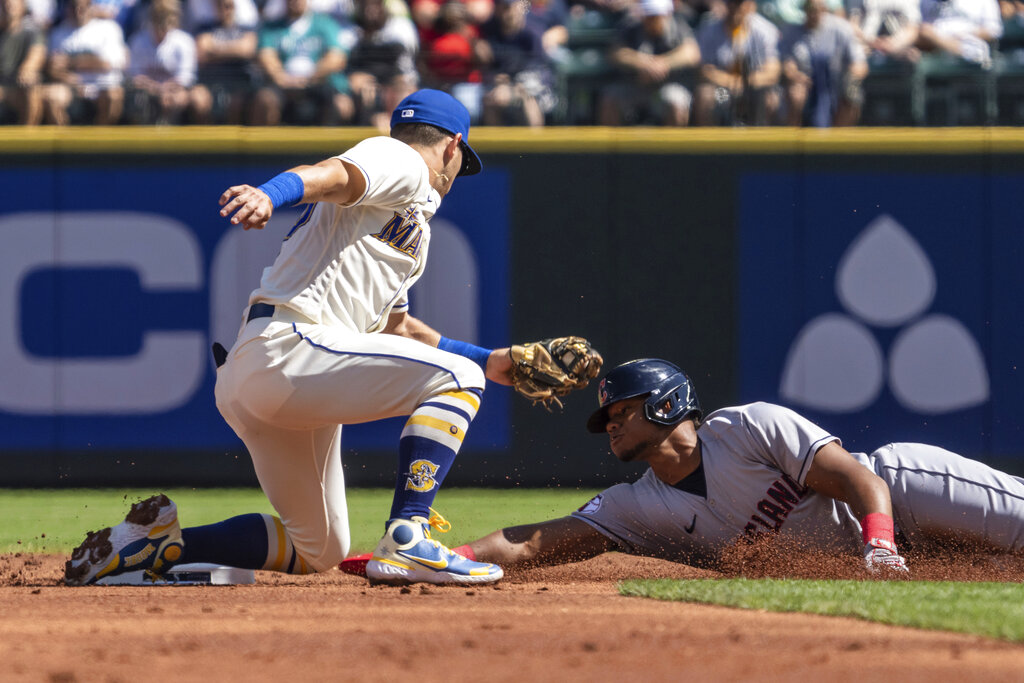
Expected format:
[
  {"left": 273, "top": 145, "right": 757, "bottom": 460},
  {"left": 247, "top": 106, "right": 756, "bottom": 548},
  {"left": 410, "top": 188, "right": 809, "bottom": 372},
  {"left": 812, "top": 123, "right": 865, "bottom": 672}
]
[
  {"left": 342, "top": 358, "right": 1024, "bottom": 576},
  {"left": 66, "top": 89, "right": 511, "bottom": 586}
]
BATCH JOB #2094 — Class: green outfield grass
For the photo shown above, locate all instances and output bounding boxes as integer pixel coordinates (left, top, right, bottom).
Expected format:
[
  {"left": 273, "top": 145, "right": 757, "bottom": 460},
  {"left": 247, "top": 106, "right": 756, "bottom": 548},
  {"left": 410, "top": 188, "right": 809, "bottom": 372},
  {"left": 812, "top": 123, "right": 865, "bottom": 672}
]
[
  {"left": 0, "top": 487, "right": 599, "bottom": 555},
  {"left": 620, "top": 578, "right": 1024, "bottom": 642}
]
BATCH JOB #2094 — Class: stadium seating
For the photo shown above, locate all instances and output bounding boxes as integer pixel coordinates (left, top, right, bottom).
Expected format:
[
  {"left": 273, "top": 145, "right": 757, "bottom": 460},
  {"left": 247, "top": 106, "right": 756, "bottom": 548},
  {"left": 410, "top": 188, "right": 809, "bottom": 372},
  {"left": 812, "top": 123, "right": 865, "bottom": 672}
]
[
  {"left": 911, "top": 53, "right": 996, "bottom": 127},
  {"left": 995, "top": 16, "right": 1024, "bottom": 126},
  {"left": 554, "top": 10, "right": 620, "bottom": 124},
  {"left": 860, "top": 56, "right": 917, "bottom": 127}
]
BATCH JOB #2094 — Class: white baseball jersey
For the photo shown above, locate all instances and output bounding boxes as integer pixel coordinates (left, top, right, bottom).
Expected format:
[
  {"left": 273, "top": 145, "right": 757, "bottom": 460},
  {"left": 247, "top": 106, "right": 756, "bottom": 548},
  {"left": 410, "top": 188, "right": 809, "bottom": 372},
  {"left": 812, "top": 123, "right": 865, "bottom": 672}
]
[
  {"left": 249, "top": 136, "right": 439, "bottom": 333},
  {"left": 215, "top": 136, "right": 484, "bottom": 571},
  {"left": 573, "top": 402, "right": 1024, "bottom": 566}
]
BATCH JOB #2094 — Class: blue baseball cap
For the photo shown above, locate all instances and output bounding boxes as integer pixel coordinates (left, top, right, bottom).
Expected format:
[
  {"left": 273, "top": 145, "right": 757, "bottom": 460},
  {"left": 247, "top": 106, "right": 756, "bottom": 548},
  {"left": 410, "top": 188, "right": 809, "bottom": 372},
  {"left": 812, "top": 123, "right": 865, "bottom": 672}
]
[{"left": 390, "top": 89, "right": 482, "bottom": 177}]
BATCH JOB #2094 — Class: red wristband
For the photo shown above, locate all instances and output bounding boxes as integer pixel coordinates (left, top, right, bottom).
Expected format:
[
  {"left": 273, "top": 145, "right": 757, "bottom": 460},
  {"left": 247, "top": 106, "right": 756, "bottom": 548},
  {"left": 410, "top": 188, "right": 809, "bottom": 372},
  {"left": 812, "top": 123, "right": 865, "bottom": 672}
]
[
  {"left": 861, "top": 512, "right": 895, "bottom": 546},
  {"left": 452, "top": 544, "right": 476, "bottom": 561}
]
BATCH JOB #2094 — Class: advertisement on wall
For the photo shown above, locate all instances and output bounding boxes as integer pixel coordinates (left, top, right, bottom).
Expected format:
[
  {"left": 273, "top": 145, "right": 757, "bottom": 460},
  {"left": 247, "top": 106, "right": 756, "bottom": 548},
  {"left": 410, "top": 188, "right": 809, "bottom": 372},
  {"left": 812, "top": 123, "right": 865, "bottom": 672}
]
[
  {"left": 0, "top": 164, "right": 510, "bottom": 454},
  {"left": 739, "top": 172, "right": 1024, "bottom": 460}
]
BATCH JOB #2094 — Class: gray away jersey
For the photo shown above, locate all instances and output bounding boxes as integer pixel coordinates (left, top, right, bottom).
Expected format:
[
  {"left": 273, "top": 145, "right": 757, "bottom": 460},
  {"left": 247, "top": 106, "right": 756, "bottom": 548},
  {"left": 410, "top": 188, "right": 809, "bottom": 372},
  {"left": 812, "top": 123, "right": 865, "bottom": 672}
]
[{"left": 573, "top": 402, "right": 866, "bottom": 567}]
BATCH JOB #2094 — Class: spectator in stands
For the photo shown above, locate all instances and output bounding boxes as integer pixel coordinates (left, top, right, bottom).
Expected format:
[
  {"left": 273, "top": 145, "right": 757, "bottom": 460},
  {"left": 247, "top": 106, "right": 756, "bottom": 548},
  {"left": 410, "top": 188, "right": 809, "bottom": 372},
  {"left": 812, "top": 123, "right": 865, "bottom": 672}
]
[
  {"left": 1003, "top": 1, "right": 1024, "bottom": 22},
  {"left": 190, "top": 0, "right": 257, "bottom": 124},
  {"left": 347, "top": 0, "right": 419, "bottom": 128},
  {"left": 916, "top": 0, "right": 1002, "bottom": 65},
  {"left": 523, "top": 0, "right": 569, "bottom": 60},
  {"left": 847, "top": 0, "right": 921, "bottom": 63},
  {"left": 262, "top": 0, "right": 355, "bottom": 25},
  {"left": 569, "top": 0, "right": 631, "bottom": 24},
  {"left": 695, "top": 0, "right": 780, "bottom": 125},
  {"left": 782, "top": 0, "right": 866, "bottom": 126},
  {"left": 477, "top": 0, "right": 556, "bottom": 125},
  {"left": 24, "top": 0, "right": 55, "bottom": 29},
  {"left": 253, "top": 0, "right": 355, "bottom": 125},
  {"left": 0, "top": 0, "right": 46, "bottom": 125},
  {"left": 126, "top": 0, "right": 198, "bottom": 124},
  {"left": 417, "top": 1, "right": 480, "bottom": 115},
  {"left": 676, "top": 0, "right": 721, "bottom": 29},
  {"left": 92, "top": 0, "right": 137, "bottom": 33},
  {"left": 185, "top": 0, "right": 258, "bottom": 33},
  {"left": 411, "top": 0, "right": 492, "bottom": 39},
  {"left": 44, "top": 0, "right": 128, "bottom": 125},
  {"left": 758, "top": 0, "right": 843, "bottom": 27},
  {"left": 1000, "top": 1, "right": 1024, "bottom": 52},
  {"left": 596, "top": 0, "right": 700, "bottom": 126}
]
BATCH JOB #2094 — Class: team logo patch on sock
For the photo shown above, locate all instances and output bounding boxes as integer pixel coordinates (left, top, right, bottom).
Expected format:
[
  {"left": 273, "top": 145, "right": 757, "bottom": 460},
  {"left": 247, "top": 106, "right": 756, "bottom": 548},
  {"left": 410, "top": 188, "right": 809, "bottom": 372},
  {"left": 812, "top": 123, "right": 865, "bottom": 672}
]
[{"left": 405, "top": 459, "right": 440, "bottom": 492}]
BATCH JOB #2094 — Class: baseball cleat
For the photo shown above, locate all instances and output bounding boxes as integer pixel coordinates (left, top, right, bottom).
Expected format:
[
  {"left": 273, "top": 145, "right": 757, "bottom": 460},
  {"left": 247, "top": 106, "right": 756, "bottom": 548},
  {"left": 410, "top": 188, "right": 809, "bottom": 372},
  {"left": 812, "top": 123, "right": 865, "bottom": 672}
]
[
  {"left": 365, "top": 515, "right": 502, "bottom": 586},
  {"left": 64, "top": 494, "right": 184, "bottom": 586}
]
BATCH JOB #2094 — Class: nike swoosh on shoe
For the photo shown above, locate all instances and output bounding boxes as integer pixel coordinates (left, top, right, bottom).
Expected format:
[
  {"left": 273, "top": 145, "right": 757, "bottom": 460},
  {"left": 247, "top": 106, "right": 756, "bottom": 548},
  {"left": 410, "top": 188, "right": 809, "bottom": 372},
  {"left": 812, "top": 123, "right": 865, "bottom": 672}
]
[{"left": 398, "top": 551, "right": 449, "bottom": 570}]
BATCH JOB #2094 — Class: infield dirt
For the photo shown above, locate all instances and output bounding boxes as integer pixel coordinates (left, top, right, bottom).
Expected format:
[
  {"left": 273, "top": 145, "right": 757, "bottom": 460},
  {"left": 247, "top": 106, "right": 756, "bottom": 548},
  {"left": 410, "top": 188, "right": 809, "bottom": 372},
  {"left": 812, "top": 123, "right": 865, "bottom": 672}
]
[{"left": 2, "top": 552, "right": 1023, "bottom": 682}]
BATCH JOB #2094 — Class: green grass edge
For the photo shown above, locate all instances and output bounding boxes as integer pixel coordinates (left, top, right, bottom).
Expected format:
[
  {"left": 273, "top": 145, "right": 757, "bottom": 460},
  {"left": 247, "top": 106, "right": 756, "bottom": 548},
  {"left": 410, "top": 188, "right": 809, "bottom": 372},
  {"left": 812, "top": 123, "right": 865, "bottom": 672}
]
[
  {"left": 0, "top": 487, "right": 599, "bottom": 555},
  {"left": 619, "top": 578, "right": 1024, "bottom": 642}
]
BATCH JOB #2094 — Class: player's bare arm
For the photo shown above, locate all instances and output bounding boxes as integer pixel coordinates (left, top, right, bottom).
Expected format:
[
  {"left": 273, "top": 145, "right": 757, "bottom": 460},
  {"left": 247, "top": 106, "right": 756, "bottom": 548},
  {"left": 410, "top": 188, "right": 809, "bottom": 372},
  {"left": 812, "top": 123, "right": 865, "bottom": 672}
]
[
  {"left": 469, "top": 516, "right": 616, "bottom": 567},
  {"left": 805, "top": 441, "right": 908, "bottom": 572},
  {"left": 385, "top": 310, "right": 514, "bottom": 386},
  {"left": 484, "top": 348, "right": 513, "bottom": 386},
  {"left": 300, "top": 158, "right": 367, "bottom": 205},
  {"left": 219, "top": 158, "right": 367, "bottom": 231},
  {"left": 803, "top": 441, "right": 893, "bottom": 520}
]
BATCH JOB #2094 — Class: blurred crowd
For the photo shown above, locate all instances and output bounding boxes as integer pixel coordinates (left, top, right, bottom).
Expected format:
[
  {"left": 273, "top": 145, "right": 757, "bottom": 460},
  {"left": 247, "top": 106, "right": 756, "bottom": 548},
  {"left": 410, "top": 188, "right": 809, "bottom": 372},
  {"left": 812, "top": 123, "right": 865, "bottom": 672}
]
[{"left": 0, "top": 0, "right": 1020, "bottom": 127}]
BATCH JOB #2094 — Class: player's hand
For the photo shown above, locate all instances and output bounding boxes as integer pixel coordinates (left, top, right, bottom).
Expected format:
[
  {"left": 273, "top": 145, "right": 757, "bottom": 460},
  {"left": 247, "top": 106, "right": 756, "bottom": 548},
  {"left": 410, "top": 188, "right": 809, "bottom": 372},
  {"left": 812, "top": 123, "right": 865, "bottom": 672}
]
[
  {"left": 219, "top": 184, "right": 274, "bottom": 231},
  {"left": 863, "top": 538, "right": 909, "bottom": 574}
]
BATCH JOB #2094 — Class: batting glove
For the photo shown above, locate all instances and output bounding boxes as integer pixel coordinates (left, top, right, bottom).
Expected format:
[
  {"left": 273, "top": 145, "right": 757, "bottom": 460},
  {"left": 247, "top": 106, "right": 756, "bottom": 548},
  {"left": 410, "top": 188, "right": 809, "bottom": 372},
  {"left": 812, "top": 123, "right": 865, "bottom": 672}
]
[{"left": 863, "top": 538, "right": 909, "bottom": 574}]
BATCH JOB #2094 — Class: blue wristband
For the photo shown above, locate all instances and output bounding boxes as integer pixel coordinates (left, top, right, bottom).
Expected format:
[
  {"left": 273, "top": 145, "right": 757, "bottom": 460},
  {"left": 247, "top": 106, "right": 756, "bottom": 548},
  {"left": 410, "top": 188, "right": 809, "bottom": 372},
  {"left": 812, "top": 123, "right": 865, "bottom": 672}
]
[
  {"left": 257, "top": 171, "right": 305, "bottom": 209},
  {"left": 438, "top": 336, "right": 493, "bottom": 369}
]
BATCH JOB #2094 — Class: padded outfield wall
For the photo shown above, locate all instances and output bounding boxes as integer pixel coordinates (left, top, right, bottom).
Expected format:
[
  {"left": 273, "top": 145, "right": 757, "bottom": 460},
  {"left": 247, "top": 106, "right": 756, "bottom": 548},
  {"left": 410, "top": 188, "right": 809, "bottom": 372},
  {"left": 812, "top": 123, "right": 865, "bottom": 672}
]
[{"left": 1, "top": 127, "right": 1022, "bottom": 487}]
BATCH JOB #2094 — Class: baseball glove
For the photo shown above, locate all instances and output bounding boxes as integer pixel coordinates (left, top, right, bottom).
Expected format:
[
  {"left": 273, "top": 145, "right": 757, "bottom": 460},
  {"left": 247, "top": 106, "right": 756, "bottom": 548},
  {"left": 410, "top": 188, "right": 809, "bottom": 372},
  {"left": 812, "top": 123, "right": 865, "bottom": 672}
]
[{"left": 509, "top": 336, "right": 603, "bottom": 410}]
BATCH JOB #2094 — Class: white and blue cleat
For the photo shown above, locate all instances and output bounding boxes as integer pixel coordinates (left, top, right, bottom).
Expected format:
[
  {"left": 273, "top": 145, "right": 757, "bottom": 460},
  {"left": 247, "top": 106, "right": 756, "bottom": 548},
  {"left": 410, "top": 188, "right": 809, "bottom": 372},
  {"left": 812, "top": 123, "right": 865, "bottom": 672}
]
[
  {"left": 366, "top": 516, "right": 503, "bottom": 586},
  {"left": 64, "top": 494, "right": 185, "bottom": 586}
]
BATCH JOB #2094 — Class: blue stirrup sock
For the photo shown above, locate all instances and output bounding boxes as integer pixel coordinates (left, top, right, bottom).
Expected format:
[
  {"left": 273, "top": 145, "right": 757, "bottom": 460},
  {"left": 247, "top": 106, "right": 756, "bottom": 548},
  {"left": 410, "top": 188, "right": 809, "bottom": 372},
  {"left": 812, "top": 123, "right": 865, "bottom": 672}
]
[
  {"left": 180, "top": 513, "right": 316, "bottom": 574},
  {"left": 389, "top": 388, "right": 482, "bottom": 522},
  {"left": 257, "top": 171, "right": 305, "bottom": 209},
  {"left": 438, "top": 336, "right": 492, "bottom": 369}
]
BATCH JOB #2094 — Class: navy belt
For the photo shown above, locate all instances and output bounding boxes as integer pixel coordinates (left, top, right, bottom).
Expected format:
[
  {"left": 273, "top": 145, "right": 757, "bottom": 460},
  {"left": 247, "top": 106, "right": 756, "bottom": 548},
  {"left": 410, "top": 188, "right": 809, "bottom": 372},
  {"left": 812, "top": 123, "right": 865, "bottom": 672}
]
[{"left": 247, "top": 303, "right": 276, "bottom": 323}]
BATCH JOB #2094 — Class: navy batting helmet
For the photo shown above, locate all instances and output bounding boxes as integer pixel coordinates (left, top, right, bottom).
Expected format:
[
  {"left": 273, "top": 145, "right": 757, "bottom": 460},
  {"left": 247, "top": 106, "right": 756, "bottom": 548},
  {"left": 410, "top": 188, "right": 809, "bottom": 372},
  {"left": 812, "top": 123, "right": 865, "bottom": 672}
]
[{"left": 586, "top": 359, "right": 702, "bottom": 433}]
